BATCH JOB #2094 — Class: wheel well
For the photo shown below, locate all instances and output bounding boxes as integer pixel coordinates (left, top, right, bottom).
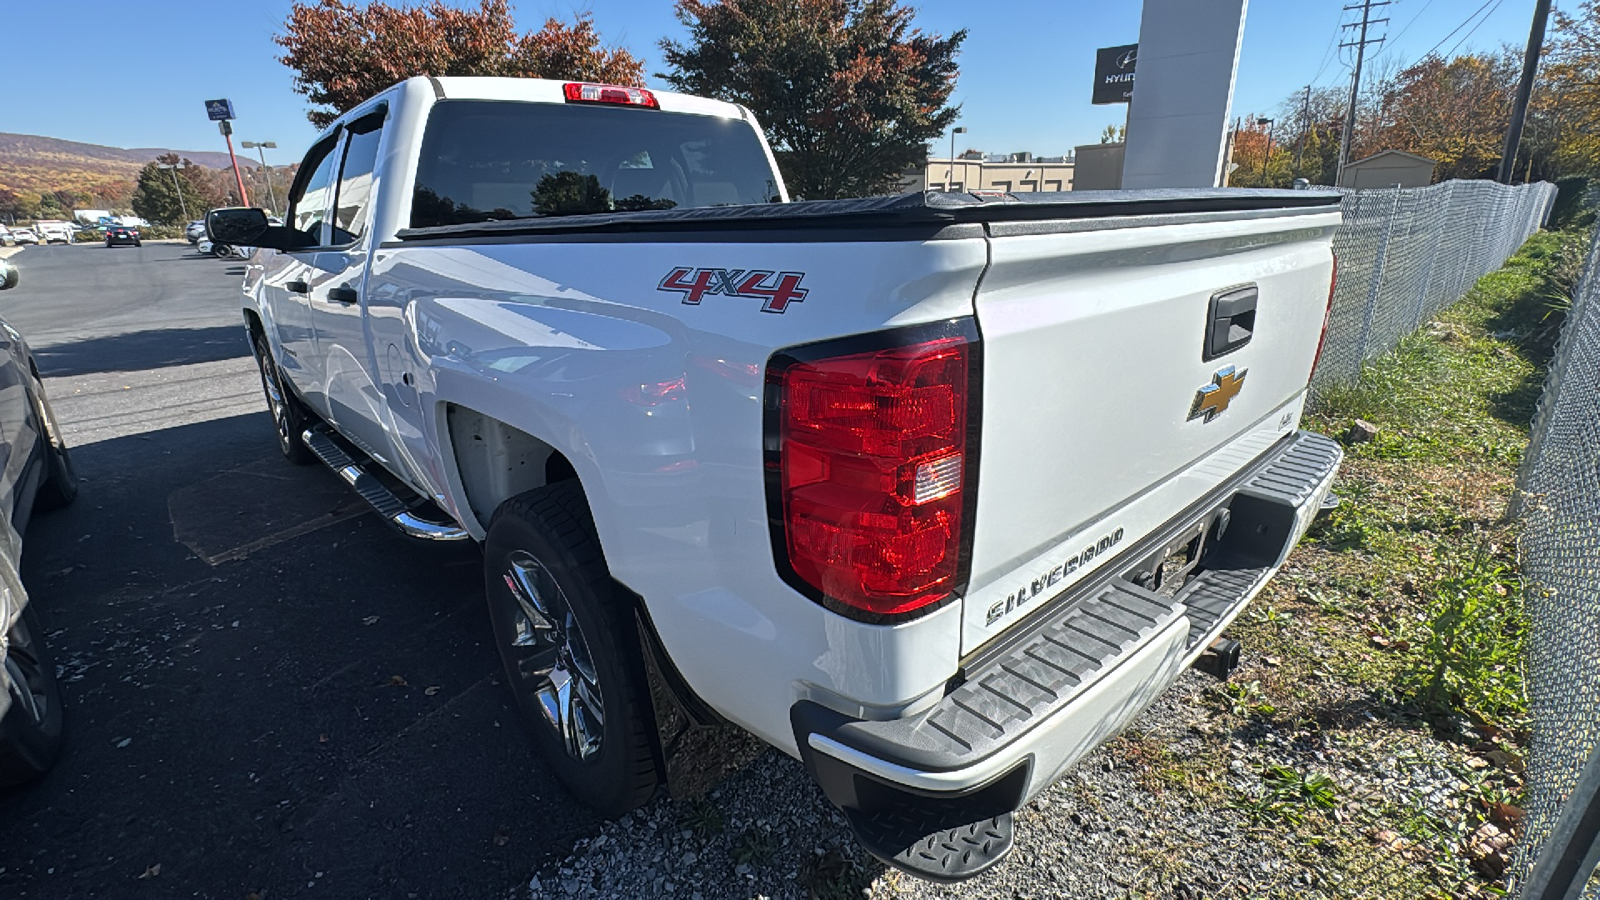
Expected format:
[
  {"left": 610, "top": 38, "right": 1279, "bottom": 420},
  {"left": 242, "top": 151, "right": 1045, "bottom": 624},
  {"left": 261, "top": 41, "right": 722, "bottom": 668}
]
[
  {"left": 243, "top": 309, "right": 264, "bottom": 341},
  {"left": 445, "top": 404, "right": 580, "bottom": 526}
]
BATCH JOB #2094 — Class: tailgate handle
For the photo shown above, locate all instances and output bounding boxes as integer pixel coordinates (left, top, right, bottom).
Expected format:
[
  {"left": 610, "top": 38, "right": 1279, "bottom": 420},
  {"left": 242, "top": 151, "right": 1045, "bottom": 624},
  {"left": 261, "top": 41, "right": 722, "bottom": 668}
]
[{"left": 1205, "top": 285, "right": 1257, "bottom": 360}]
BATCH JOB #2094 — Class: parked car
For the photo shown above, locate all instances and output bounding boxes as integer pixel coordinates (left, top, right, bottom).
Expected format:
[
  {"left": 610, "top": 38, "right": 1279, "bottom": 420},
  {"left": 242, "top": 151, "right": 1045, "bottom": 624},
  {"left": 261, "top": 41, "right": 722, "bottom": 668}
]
[
  {"left": 0, "top": 228, "right": 11, "bottom": 247},
  {"left": 8, "top": 230, "right": 37, "bottom": 246},
  {"left": 0, "top": 257, "right": 79, "bottom": 788},
  {"left": 216, "top": 76, "right": 1343, "bottom": 882},
  {"left": 34, "top": 222, "right": 72, "bottom": 245},
  {"left": 104, "top": 225, "right": 141, "bottom": 248},
  {"left": 185, "top": 220, "right": 207, "bottom": 243}
]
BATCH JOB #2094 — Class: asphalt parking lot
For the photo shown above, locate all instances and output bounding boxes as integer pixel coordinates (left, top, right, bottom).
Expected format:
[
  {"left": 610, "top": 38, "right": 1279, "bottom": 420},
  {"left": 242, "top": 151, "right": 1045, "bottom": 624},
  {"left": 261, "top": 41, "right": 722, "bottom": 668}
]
[{"left": 0, "top": 242, "right": 598, "bottom": 898}]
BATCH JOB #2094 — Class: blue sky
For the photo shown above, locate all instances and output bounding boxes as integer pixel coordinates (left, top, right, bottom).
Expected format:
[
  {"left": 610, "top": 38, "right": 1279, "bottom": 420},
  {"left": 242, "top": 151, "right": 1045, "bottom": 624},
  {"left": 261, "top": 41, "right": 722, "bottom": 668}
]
[{"left": 3, "top": 0, "right": 1539, "bottom": 167}]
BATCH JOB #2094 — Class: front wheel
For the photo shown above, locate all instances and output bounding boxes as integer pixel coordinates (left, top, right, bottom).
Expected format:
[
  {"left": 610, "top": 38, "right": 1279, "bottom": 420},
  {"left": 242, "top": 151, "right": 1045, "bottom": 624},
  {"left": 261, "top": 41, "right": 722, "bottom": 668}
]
[
  {"left": 484, "top": 481, "right": 659, "bottom": 816},
  {"left": 0, "top": 604, "right": 65, "bottom": 788},
  {"left": 31, "top": 381, "right": 77, "bottom": 511},
  {"left": 252, "top": 333, "right": 313, "bottom": 465}
]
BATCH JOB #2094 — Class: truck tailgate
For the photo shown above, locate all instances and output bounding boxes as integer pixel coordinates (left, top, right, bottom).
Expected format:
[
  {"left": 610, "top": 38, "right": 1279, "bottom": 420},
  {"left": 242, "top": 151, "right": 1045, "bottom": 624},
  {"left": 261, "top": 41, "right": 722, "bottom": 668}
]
[{"left": 964, "top": 207, "right": 1340, "bottom": 654}]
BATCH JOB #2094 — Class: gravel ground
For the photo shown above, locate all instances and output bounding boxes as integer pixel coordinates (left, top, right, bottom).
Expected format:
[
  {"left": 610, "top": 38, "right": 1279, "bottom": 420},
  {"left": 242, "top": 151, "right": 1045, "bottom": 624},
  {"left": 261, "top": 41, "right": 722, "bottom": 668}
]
[{"left": 518, "top": 635, "right": 1483, "bottom": 900}]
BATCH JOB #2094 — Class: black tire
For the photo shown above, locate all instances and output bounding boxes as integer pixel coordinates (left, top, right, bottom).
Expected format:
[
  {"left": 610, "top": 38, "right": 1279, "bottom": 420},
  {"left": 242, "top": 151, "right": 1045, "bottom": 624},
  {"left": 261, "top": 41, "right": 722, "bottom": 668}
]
[
  {"left": 0, "top": 604, "right": 65, "bottom": 788},
  {"left": 30, "top": 380, "right": 77, "bottom": 512},
  {"left": 104, "top": 242, "right": 111, "bottom": 249},
  {"left": 484, "top": 481, "right": 658, "bottom": 817},
  {"left": 133, "top": 241, "right": 141, "bottom": 247},
  {"left": 252, "top": 333, "right": 314, "bottom": 465}
]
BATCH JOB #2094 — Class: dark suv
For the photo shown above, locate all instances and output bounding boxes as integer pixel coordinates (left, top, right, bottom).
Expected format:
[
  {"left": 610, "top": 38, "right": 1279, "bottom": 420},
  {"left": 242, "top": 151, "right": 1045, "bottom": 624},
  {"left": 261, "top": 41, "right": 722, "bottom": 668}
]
[{"left": 105, "top": 225, "right": 141, "bottom": 248}]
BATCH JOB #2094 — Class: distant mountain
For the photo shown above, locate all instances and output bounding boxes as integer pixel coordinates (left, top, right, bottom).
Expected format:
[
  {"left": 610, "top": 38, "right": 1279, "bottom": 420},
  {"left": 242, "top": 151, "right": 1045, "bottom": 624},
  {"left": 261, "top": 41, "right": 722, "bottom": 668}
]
[
  {"left": 0, "top": 132, "right": 273, "bottom": 209},
  {"left": 0, "top": 132, "right": 243, "bottom": 173}
]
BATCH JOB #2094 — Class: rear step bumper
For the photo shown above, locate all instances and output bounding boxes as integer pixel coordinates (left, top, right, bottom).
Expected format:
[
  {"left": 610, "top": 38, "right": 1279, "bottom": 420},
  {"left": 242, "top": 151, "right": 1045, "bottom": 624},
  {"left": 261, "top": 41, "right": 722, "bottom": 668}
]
[
  {"left": 791, "top": 430, "right": 1342, "bottom": 881},
  {"left": 301, "top": 427, "right": 471, "bottom": 542}
]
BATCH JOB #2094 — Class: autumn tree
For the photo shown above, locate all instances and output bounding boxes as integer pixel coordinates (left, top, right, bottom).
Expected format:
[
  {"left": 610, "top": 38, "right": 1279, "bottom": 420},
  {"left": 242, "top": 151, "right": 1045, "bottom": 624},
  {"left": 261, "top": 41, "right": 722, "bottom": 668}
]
[
  {"left": 0, "top": 190, "right": 38, "bottom": 225},
  {"left": 131, "top": 154, "right": 213, "bottom": 224},
  {"left": 1369, "top": 53, "right": 1516, "bottom": 181},
  {"left": 1541, "top": 0, "right": 1600, "bottom": 176},
  {"left": 660, "top": 0, "right": 965, "bottom": 200},
  {"left": 276, "top": 0, "right": 644, "bottom": 129}
]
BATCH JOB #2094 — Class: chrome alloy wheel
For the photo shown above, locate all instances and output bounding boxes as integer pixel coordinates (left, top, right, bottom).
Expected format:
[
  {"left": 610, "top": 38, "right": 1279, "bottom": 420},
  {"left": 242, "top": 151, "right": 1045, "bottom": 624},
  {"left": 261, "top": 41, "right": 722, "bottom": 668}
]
[
  {"left": 255, "top": 347, "right": 292, "bottom": 452},
  {"left": 502, "top": 551, "right": 605, "bottom": 762}
]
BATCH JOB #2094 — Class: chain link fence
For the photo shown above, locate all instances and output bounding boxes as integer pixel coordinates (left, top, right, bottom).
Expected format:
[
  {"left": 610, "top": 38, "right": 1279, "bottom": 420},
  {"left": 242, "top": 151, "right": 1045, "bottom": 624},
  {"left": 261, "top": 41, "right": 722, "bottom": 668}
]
[
  {"left": 1311, "top": 179, "right": 1559, "bottom": 391},
  {"left": 1511, "top": 219, "right": 1600, "bottom": 900}
]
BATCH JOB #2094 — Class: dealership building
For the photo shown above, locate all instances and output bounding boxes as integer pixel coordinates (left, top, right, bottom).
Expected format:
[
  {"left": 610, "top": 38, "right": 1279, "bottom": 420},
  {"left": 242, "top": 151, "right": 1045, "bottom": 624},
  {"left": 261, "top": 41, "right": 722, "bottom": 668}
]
[{"left": 906, "top": 152, "right": 1076, "bottom": 193}]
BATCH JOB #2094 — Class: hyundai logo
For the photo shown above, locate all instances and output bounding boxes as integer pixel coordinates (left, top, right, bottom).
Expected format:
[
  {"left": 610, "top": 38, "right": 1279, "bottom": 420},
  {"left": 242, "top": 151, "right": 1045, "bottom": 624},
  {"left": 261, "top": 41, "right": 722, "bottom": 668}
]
[{"left": 1116, "top": 48, "right": 1137, "bottom": 69}]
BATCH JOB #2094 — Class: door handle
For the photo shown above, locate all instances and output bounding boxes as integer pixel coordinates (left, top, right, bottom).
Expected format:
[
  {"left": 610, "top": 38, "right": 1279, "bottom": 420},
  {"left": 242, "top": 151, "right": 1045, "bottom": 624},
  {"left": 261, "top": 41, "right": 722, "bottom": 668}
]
[
  {"left": 328, "top": 286, "right": 359, "bottom": 305},
  {"left": 1205, "top": 285, "right": 1257, "bottom": 360},
  {"left": 286, "top": 279, "right": 309, "bottom": 294}
]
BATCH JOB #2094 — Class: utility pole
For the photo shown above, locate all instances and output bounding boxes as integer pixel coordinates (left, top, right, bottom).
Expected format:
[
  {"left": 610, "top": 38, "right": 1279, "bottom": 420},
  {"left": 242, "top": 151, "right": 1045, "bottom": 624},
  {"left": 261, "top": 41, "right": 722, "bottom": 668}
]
[
  {"left": 1337, "top": 0, "right": 1388, "bottom": 186},
  {"left": 1294, "top": 85, "right": 1311, "bottom": 177},
  {"left": 1499, "top": 0, "right": 1552, "bottom": 184}
]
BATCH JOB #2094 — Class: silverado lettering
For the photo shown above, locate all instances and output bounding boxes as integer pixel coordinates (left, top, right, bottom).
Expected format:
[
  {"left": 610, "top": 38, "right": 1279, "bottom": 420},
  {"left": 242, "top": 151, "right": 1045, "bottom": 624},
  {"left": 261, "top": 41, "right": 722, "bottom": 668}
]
[{"left": 986, "top": 527, "right": 1126, "bottom": 626}]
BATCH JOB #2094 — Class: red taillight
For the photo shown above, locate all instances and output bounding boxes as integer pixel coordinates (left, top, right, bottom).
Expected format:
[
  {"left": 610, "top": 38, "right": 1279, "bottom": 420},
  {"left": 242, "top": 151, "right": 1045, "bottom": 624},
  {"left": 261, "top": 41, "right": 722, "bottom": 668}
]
[
  {"left": 767, "top": 325, "right": 977, "bottom": 619},
  {"left": 563, "top": 82, "right": 659, "bottom": 109},
  {"left": 1310, "top": 252, "right": 1338, "bottom": 380}
]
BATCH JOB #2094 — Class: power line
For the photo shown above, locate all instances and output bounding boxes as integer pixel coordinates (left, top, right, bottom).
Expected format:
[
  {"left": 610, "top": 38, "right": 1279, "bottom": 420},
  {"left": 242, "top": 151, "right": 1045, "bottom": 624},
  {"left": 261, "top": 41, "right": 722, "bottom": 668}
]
[
  {"left": 1310, "top": 22, "right": 1342, "bottom": 85},
  {"left": 1444, "top": 0, "right": 1507, "bottom": 58},
  {"left": 1373, "top": 0, "right": 1438, "bottom": 62},
  {"left": 1417, "top": 0, "right": 1496, "bottom": 60}
]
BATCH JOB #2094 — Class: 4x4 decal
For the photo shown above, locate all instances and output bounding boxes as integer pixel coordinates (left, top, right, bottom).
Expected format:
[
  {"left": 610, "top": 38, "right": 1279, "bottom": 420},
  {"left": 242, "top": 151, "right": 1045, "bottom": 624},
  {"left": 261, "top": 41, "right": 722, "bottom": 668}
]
[{"left": 658, "top": 267, "right": 809, "bottom": 313}]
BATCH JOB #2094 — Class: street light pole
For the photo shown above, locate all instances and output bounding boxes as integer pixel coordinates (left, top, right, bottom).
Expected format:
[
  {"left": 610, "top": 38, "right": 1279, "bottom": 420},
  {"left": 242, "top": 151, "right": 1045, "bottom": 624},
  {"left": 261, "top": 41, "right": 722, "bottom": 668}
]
[
  {"left": 241, "top": 141, "right": 279, "bottom": 215},
  {"left": 947, "top": 126, "right": 967, "bottom": 191},
  {"left": 156, "top": 162, "right": 190, "bottom": 223},
  {"left": 1256, "top": 117, "right": 1276, "bottom": 177}
]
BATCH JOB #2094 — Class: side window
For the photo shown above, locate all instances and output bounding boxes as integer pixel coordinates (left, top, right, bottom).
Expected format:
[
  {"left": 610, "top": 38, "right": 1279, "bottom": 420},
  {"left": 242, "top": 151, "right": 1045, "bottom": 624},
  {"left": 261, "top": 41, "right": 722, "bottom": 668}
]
[
  {"left": 331, "top": 118, "right": 384, "bottom": 245},
  {"left": 288, "top": 137, "right": 340, "bottom": 246}
]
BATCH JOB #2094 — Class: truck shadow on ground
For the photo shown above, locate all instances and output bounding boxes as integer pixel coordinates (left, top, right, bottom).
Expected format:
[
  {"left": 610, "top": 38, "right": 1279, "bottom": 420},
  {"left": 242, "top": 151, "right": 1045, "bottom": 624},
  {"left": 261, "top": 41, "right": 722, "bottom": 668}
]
[
  {"left": 1, "top": 414, "right": 600, "bottom": 899},
  {"left": 31, "top": 325, "right": 251, "bottom": 377},
  {"left": 1, "top": 411, "right": 890, "bottom": 900}
]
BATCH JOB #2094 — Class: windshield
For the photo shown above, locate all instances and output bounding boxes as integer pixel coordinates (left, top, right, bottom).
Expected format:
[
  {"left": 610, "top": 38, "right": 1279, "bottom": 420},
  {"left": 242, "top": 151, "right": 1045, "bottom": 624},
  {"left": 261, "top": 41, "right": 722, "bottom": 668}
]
[{"left": 410, "top": 100, "right": 780, "bottom": 229}]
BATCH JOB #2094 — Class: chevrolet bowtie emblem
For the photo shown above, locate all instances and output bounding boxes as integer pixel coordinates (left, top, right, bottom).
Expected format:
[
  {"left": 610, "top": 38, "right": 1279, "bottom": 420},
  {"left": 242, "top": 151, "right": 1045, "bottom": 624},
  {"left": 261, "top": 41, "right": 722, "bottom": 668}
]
[{"left": 1189, "top": 366, "right": 1247, "bottom": 423}]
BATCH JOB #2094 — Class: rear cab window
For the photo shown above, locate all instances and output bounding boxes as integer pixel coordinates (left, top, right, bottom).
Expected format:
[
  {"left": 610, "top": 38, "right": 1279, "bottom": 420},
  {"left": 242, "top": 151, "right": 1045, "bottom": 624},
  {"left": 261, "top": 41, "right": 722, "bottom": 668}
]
[{"left": 409, "top": 100, "right": 780, "bottom": 228}]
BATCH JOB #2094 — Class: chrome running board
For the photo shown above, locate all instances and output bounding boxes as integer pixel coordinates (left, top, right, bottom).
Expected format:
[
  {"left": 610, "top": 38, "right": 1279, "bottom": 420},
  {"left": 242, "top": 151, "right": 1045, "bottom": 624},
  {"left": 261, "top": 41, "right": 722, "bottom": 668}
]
[{"left": 302, "top": 426, "right": 471, "bottom": 542}]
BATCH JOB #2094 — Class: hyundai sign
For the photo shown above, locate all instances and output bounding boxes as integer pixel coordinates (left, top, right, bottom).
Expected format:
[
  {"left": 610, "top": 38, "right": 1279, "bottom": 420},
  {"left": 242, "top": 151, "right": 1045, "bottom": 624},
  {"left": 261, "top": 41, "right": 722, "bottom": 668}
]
[
  {"left": 1092, "top": 44, "right": 1138, "bottom": 105},
  {"left": 204, "top": 99, "right": 236, "bottom": 121}
]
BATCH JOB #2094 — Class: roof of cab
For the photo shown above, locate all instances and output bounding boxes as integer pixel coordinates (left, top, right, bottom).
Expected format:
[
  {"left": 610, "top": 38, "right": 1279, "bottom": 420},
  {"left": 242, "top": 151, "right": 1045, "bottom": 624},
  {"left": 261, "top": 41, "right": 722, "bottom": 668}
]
[{"left": 425, "top": 76, "right": 746, "bottom": 121}]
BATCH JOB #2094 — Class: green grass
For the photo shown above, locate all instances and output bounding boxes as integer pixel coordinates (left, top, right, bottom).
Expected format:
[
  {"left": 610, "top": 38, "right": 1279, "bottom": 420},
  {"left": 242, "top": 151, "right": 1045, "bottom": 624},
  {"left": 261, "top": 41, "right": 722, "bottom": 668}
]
[{"left": 1190, "top": 228, "right": 1590, "bottom": 896}]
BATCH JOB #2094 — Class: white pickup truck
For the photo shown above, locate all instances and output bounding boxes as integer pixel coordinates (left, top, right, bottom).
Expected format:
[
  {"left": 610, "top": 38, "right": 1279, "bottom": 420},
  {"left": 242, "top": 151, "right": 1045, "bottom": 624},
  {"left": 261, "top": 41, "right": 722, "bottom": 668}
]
[{"left": 209, "top": 76, "right": 1342, "bottom": 882}]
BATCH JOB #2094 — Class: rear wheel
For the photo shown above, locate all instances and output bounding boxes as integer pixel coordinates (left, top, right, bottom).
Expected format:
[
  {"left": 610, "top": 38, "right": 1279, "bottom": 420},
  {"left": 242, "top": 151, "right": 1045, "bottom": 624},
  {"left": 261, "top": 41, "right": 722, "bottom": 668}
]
[
  {"left": 484, "top": 481, "right": 658, "bottom": 816},
  {"left": 252, "top": 333, "right": 314, "bottom": 465},
  {"left": 0, "top": 604, "right": 65, "bottom": 788}
]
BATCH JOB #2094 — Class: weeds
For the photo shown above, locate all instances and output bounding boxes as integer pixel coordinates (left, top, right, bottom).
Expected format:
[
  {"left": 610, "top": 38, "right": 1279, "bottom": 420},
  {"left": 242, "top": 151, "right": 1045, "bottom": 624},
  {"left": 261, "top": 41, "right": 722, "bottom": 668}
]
[
  {"left": 1397, "top": 553, "right": 1528, "bottom": 729},
  {"left": 1233, "top": 765, "right": 1341, "bottom": 826},
  {"left": 731, "top": 828, "right": 776, "bottom": 868},
  {"left": 1219, "top": 680, "right": 1277, "bottom": 718},
  {"left": 680, "top": 799, "right": 725, "bottom": 839}
]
